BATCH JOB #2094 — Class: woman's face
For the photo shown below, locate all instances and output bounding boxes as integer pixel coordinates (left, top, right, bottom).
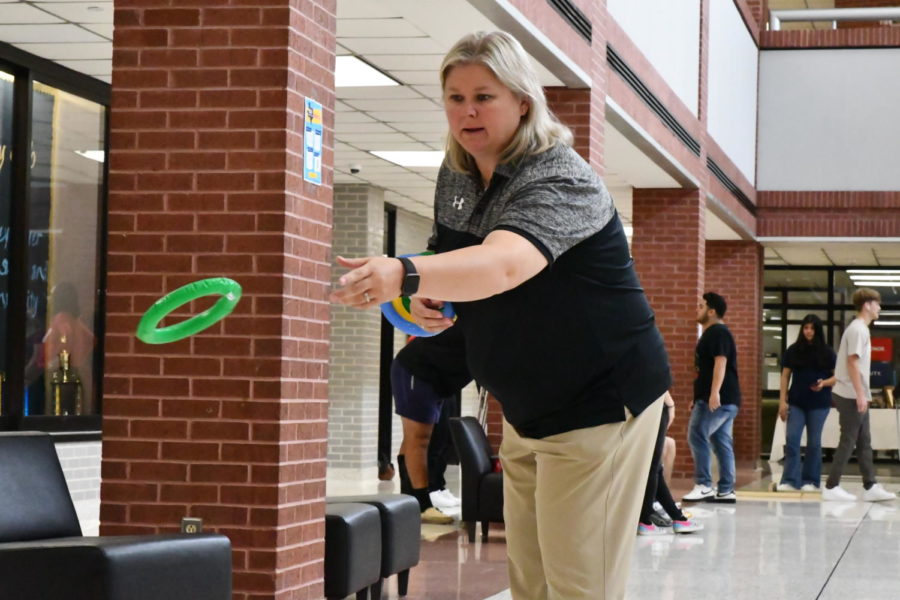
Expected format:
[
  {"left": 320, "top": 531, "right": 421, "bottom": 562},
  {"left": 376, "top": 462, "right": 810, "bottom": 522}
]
[
  {"left": 802, "top": 322, "right": 816, "bottom": 342},
  {"left": 443, "top": 63, "right": 528, "bottom": 167}
]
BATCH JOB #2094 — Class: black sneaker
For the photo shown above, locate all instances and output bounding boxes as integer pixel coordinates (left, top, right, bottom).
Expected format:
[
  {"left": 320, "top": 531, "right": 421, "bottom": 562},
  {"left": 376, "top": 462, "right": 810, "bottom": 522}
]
[{"left": 649, "top": 511, "right": 673, "bottom": 528}]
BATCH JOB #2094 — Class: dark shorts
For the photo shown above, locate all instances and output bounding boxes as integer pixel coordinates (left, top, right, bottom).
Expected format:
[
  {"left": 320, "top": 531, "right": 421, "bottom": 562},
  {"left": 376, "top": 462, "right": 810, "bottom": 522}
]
[{"left": 391, "top": 360, "right": 446, "bottom": 425}]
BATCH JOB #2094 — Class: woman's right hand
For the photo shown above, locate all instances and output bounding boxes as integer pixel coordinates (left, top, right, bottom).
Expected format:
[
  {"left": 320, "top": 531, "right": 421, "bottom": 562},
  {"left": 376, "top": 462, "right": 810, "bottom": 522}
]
[
  {"left": 409, "top": 297, "right": 455, "bottom": 334},
  {"left": 778, "top": 401, "right": 788, "bottom": 422}
]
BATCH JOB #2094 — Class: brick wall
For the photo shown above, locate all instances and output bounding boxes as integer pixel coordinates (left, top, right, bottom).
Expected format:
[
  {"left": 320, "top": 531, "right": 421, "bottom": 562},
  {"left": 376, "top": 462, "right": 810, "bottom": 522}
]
[
  {"left": 328, "top": 185, "right": 384, "bottom": 473},
  {"left": 57, "top": 441, "right": 102, "bottom": 535},
  {"left": 705, "top": 241, "right": 763, "bottom": 467},
  {"left": 632, "top": 189, "right": 706, "bottom": 477},
  {"left": 545, "top": 87, "right": 591, "bottom": 162},
  {"left": 758, "top": 192, "right": 900, "bottom": 237},
  {"left": 761, "top": 27, "right": 900, "bottom": 47},
  {"left": 105, "top": 1, "right": 334, "bottom": 597}
]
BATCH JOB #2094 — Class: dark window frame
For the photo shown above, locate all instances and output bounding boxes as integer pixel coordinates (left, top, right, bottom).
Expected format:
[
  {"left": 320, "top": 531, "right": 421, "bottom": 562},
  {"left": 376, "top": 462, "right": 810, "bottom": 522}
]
[{"left": 0, "top": 42, "right": 109, "bottom": 439}]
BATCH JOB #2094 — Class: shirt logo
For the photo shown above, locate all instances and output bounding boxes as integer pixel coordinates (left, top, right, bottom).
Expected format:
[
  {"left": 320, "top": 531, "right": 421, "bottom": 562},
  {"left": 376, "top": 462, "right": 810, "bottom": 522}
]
[{"left": 451, "top": 195, "right": 466, "bottom": 210}]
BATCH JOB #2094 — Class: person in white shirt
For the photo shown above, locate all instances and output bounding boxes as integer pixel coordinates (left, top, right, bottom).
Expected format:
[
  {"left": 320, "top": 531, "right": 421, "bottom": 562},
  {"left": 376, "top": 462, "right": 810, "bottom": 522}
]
[{"left": 822, "top": 288, "right": 896, "bottom": 502}]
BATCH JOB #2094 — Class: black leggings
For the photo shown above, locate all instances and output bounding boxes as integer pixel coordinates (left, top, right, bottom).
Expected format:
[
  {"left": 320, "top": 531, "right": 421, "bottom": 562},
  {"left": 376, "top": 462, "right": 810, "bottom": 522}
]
[{"left": 639, "top": 407, "right": 686, "bottom": 523}]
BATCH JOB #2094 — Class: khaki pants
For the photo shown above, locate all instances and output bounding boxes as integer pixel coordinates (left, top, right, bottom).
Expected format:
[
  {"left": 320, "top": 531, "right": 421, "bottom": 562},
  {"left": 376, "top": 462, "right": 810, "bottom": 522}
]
[{"left": 500, "top": 396, "right": 663, "bottom": 600}]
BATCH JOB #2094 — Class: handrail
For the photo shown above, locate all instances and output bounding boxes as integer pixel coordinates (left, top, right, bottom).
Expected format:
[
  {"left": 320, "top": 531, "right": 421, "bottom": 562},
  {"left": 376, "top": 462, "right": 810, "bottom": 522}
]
[{"left": 770, "top": 7, "right": 900, "bottom": 31}]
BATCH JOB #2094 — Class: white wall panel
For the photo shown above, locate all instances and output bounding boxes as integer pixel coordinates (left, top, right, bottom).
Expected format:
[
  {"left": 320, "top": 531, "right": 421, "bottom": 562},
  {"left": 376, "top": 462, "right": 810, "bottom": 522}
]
[
  {"left": 758, "top": 48, "right": 900, "bottom": 191},
  {"left": 607, "top": 0, "right": 701, "bottom": 115},
  {"left": 708, "top": 0, "right": 758, "bottom": 184}
]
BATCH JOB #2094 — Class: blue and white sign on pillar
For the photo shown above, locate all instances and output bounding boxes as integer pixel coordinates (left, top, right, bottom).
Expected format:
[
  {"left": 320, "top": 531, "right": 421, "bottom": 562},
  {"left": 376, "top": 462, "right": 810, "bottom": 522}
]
[{"left": 303, "top": 97, "right": 323, "bottom": 185}]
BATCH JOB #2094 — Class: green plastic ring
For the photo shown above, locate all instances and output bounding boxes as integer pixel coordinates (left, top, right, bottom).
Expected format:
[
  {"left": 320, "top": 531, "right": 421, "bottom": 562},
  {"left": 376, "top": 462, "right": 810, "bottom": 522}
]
[{"left": 136, "top": 277, "right": 242, "bottom": 345}]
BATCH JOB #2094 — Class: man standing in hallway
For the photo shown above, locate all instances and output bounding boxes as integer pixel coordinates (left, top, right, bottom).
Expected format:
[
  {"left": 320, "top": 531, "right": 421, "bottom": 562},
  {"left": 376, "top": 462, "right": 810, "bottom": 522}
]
[
  {"left": 684, "top": 292, "right": 741, "bottom": 503},
  {"left": 823, "top": 288, "right": 896, "bottom": 502}
]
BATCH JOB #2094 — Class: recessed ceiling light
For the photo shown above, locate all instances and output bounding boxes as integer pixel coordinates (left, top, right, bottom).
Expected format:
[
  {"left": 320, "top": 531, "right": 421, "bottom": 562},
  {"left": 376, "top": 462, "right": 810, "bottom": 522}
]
[
  {"left": 370, "top": 150, "right": 443, "bottom": 167},
  {"left": 336, "top": 56, "right": 399, "bottom": 87},
  {"left": 850, "top": 281, "right": 899, "bottom": 287}
]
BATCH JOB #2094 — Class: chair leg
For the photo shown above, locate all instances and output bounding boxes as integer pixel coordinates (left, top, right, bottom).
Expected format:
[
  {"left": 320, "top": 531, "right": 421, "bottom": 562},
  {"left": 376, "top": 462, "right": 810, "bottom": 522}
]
[
  {"left": 466, "top": 520, "right": 476, "bottom": 543},
  {"left": 357, "top": 589, "right": 369, "bottom": 600},
  {"left": 369, "top": 578, "right": 383, "bottom": 599},
  {"left": 397, "top": 569, "right": 410, "bottom": 596},
  {"left": 481, "top": 520, "right": 490, "bottom": 541}
]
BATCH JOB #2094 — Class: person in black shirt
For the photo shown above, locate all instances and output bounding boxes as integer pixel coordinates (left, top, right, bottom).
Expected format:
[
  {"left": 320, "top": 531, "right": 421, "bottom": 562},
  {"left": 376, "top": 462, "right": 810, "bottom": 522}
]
[
  {"left": 776, "top": 314, "right": 836, "bottom": 492},
  {"left": 684, "top": 292, "right": 741, "bottom": 503},
  {"left": 331, "top": 30, "right": 669, "bottom": 600},
  {"left": 392, "top": 326, "right": 471, "bottom": 524}
]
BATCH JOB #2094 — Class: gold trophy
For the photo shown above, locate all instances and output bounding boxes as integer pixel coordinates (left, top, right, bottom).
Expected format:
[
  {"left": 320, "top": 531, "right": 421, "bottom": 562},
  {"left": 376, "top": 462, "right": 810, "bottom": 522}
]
[
  {"left": 885, "top": 385, "right": 895, "bottom": 410},
  {"left": 50, "top": 339, "right": 83, "bottom": 416}
]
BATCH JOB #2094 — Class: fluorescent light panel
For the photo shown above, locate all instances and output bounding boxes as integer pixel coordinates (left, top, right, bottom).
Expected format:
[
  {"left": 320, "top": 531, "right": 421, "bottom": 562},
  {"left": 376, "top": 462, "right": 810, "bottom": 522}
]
[
  {"left": 850, "top": 281, "right": 900, "bottom": 287},
  {"left": 74, "top": 150, "right": 105, "bottom": 162},
  {"left": 336, "top": 56, "right": 399, "bottom": 87},
  {"left": 847, "top": 269, "right": 900, "bottom": 274},
  {"left": 874, "top": 321, "right": 900, "bottom": 327},
  {"left": 848, "top": 275, "right": 900, "bottom": 281},
  {"left": 370, "top": 150, "right": 444, "bottom": 167}
]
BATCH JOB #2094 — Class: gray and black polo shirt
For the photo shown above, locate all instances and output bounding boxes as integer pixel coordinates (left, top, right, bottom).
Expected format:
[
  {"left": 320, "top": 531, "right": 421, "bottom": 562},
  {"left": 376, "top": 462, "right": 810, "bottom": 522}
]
[{"left": 430, "top": 143, "right": 671, "bottom": 438}]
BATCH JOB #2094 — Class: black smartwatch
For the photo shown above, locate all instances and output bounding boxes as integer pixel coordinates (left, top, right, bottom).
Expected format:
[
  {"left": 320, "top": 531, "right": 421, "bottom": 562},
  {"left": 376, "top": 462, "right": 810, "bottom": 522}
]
[{"left": 397, "top": 256, "right": 420, "bottom": 297}]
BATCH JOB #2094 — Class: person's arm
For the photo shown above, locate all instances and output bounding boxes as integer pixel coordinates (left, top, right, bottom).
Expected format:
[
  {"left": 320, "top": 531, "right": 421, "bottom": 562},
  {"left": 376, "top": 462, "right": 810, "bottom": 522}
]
[
  {"left": 810, "top": 374, "right": 837, "bottom": 391},
  {"left": 330, "top": 229, "right": 548, "bottom": 307},
  {"left": 709, "top": 356, "right": 727, "bottom": 411},
  {"left": 664, "top": 390, "right": 675, "bottom": 429},
  {"left": 847, "top": 354, "right": 868, "bottom": 413},
  {"left": 778, "top": 367, "right": 791, "bottom": 421}
]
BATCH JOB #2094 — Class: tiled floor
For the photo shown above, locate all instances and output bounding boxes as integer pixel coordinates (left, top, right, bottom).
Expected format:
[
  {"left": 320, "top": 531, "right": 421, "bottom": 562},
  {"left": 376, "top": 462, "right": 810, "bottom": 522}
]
[
  {"left": 79, "top": 460, "right": 900, "bottom": 599},
  {"left": 340, "top": 461, "right": 900, "bottom": 600}
]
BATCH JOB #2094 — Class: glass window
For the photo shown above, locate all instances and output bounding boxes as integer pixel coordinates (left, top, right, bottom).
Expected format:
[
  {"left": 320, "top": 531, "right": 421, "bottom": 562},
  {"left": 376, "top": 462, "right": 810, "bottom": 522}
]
[
  {"left": 0, "top": 71, "right": 11, "bottom": 416},
  {"left": 835, "top": 268, "right": 900, "bottom": 305},
  {"left": 23, "top": 82, "right": 104, "bottom": 417},
  {"left": 787, "top": 309, "right": 827, "bottom": 322}
]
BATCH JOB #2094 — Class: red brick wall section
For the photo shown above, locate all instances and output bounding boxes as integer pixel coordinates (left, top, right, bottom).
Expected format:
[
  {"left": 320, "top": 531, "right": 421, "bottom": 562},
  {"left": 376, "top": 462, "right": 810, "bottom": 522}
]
[
  {"left": 589, "top": 0, "right": 608, "bottom": 174},
  {"left": 631, "top": 189, "right": 706, "bottom": 477},
  {"left": 545, "top": 87, "right": 591, "bottom": 162},
  {"left": 758, "top": 192, "right": 900, "bottom": 237},
  {"left": 761, "top": 27, "right": 900, "bottom": 47},
  {"left": 106, "top": 2, "right": 334, "bottom": 598},
  {"left": 705, "top": 241, "right": 763, "bottom": 467},
  {"left": 485, "top": 394, "right": 504, "bottom": 456}
]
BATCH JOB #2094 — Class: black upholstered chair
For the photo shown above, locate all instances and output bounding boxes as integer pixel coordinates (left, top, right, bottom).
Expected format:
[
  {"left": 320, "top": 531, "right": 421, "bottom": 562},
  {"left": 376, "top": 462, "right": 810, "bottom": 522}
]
[
  {"left": 326, "top": 493, "right": 421, "bottom": 598},
  {"left": 448, "top": 417, "right": 504, "bottom": 542},
  {"left": 0, "top": 432, "right": 232, "bottom": 600},
  {"left": 324, "top": 502, "right": 382, "bottom": 600}
]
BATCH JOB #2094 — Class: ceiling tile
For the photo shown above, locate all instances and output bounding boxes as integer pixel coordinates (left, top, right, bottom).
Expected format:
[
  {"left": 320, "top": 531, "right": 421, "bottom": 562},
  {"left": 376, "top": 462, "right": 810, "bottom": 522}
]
[
  {"left": 0, "top": 3, "right": 63, "bottom": 24},
  {"left": 335, "top": 122, "right": 397, "bottom": 134},
  {"left": 80, "top": 22, "right": 111, "bottom": 39},
  {"left": 336, "top": 85, "right": 421, "bottom": 100},
  {"left": 336, "top": 0, "right": 405, "bottom": 19},
  {"left": 387, "top": 70, "right": 439, "bottom": 85},
  {"left": 337, "top": 18, "right": 424, "bottom": 38},
  {"left": 38, "top": 2, "right": 113, "bottom": 24},
  {"left": 366, "top": 110, "right": 445, "bottom": 123},
  {"left": 367, "top": 54, "right": 445, "bottom": 71},
  {"left": 336, "top": 132, "right": 416, "bottom": 144},
  {"left": 342, "top": 98, "right": 438, "bottom": 112},
  {"left": 388, "top": 121, "right": 447, "bottom": 133},
  {"left": 14, "top": 41, "right": 111, "bottom": 59},
  {"left": 0, "top": 23, "right": 106, "bottom": 43},
  {"left": 339, "top": 37, "right": 444, "bottom": 55},
  {"left": 334, "top": 111, "right": 376, "bottom": 124}
]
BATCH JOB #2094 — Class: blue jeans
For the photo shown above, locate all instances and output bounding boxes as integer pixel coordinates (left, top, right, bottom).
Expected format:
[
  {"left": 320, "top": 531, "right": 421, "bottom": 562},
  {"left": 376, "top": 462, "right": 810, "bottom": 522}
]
[
  {"left": 688, "top": 401, "right": 739, "bottom": 493},
  {"left": 780, "top": 405, "right": 830, "bottom": 489}
]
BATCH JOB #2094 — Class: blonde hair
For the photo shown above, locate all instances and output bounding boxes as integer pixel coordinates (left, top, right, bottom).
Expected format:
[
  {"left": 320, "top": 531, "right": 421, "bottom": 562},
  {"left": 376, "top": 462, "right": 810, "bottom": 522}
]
[
  {"left": 440, "top": 31, "right": 573, "bottom": 175},
  {"left": 852, "top": 287, "right": 881, "bottom": 311}
]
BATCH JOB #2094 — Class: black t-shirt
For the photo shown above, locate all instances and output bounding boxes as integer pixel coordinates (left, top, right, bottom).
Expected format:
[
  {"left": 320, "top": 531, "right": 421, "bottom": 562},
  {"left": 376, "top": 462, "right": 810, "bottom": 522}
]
[
  {"left": 395, "top": 325, "right": 472, "bottom": 397},
  {"left": 693, "top": 323, "right": 741, "bottom": 405},
  {"left": 431, "top": 144, "right": 671, "bottom": 438},
  {"left": 781, "top": 342, "right": 836, "bottom": 410}
]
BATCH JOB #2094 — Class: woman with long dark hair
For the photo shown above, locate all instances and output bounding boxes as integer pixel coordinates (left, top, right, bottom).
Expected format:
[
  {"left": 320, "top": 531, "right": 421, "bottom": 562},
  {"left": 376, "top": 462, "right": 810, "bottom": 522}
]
[{"left": 777, "top": 314, "right": 836, "bottom": 491}]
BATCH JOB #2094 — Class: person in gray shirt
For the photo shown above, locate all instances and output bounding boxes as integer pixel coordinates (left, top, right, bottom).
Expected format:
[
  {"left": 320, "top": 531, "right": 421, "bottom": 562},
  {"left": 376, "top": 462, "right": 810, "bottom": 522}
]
[{"left": 331, "top": 30, "right": 669, "bottom": 600}]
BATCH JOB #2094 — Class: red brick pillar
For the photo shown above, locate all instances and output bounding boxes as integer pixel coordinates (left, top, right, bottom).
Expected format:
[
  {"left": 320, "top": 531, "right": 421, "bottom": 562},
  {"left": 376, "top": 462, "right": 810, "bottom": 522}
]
[
  {"left": 705, "top": 241, "right": 763, "bottom": 468},
  {"left": 105, "top": 2, "right": 334, "bottom": 598},
  {"left": 632, "top": 189, "right": 705, "bottom": 477},
  {"left": 546, "top": 87, "right": 591, "bottom": 161}
]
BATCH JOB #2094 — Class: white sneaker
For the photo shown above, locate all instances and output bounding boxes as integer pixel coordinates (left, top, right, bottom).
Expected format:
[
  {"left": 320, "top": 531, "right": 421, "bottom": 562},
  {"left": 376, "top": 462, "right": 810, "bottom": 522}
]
[
  {"left": 429, "top": 489, "right": 461, "bottom": 509},
  {"left": 822, "top": 485, "right": 857, "bottom": 502},
  {"left": 683, "top": 484, "right": 716, "bottom": 502},
  {"left": 801, "top": 484, "right": 820, "bottom": 492},
  {"left": 862, "top": 483, "right": 897, "bottom": 502},
  {"left": 776, "top": 483, "right": 799, "bottom": 492}
]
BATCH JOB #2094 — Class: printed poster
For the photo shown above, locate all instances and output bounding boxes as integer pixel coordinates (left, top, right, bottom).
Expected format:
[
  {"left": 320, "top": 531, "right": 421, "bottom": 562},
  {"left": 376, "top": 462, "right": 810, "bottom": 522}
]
[{"left": 304, "top": 97, "right": 323, "bottom": 185}]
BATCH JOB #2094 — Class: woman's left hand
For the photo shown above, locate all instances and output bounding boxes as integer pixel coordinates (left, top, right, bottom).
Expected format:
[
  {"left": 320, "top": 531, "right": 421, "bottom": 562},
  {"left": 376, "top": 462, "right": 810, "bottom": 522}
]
[{"left": 330, "top": 255, "right": 403, "bottom": 308}]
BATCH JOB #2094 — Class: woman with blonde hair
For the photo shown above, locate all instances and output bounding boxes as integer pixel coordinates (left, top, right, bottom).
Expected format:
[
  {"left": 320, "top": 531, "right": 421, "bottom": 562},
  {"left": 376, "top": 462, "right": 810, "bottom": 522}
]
[{"left": 331, "top": 31, "right": 671, "bottom": 599}]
